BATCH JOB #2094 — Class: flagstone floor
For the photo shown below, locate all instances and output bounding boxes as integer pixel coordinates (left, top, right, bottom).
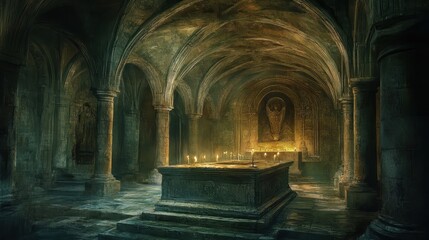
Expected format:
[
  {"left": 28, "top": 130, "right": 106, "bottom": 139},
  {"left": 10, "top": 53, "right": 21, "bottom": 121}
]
[{"left": 1, "top": 177, "right": 377, "bottom": 240}]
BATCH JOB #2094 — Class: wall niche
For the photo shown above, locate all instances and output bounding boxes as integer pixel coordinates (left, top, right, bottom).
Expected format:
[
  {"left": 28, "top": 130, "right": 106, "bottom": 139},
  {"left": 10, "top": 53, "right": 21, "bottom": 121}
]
[{"left": 258, "top": 92, "right": 294, "bottom": 143}]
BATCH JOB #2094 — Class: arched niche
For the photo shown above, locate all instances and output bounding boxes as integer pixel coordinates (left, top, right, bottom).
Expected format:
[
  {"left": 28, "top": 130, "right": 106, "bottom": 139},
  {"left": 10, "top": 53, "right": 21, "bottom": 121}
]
[
  {"left": 137, "top": 75, "right": 156, "bottom": 177},
  {"left": 112, "top": 63, "right": 157, "bottom": 180},
  {"left": 198, "top": 98, "right": 216, "bottom": 162},
  {"left": 257, "top": 92, "right": 295, "bottom": 144},
  {"left": 169, "top": 91, "right": 188, "bottom": 165}
]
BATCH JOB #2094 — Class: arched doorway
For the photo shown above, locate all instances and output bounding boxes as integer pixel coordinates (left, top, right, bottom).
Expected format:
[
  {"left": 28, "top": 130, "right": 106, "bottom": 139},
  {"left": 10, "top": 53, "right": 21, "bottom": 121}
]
[{"left": 169, "top": 91, "right": 188, "bottom": 165}]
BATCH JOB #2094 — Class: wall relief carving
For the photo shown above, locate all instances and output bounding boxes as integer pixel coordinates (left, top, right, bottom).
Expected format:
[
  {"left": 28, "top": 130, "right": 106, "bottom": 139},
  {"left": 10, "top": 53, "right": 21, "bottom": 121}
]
[
  {"left": 266, "top": 97, "right": 286, "bottom": 141},
  {"left": 258, "top": 93, "right": 294, "bottom": 143}
]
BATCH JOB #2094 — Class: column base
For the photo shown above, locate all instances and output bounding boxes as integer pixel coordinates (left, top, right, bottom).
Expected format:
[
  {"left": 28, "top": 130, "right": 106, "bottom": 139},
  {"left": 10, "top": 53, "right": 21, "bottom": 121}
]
[
  {"left": 134, "top": 173, "right": 150, "bottom": 184},
  {"left": 147, "top": 169, "right": 162, "bottom": 184},
  {"left": 338, "top": 181, "right": 350, "bottom": 199},
  {"left": 346, "top": 184, "right": 378, "bottom": 211},
  {"left": 359, "top": 216, "right": 426, "bottom": 240},
  {"left": 85, "top": 176, "right": 120, "bottom": 196}
]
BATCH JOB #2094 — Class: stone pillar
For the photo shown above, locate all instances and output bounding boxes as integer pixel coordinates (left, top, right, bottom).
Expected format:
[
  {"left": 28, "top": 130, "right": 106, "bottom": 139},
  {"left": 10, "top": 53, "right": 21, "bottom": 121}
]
[
  {"left": 338, "top": 97, "right": 353, "bottom": 198},
  {"left": 0, "top": 62, "right": 19, "bottom": 194},
  {"left": 122, "top": 110, "right": 140, "bottom": 180},
  {"left": 54, "top": 96, "right": 70, "bottom": 169},
  {"left": 85, "top": 90, "right": 120, "bottom": 196},
  {"left": 362, "top": 19, "right": 429, "bottom": 239},
  {"left": 346, "top": 78, "right": 378, "bottom": 211},
  {"left": 188, "top": 114, "right": 201, "bottom": 162},
  {"left": 39, "top": 84, "right": 55, "bottom": 188},
  {"left": 148, "top": 106, "right": 171, "bottom": 184}
]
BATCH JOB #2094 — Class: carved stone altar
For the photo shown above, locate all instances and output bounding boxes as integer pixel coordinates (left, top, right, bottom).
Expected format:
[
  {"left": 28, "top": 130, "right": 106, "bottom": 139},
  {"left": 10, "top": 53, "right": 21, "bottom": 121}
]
[
  {"left": 155, "top": 160, "right": 296, "bottom": 230},
  {"left": 99, "top": 161, "right": 296, "bottom": 239}
]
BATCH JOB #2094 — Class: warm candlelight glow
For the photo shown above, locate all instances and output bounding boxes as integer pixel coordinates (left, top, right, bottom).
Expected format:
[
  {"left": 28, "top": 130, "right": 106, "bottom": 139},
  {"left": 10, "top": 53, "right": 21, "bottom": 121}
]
[
  {"left": 250, "top": 149, "right": 255, "bottom": 168},
  {"left": 216, "top": 155, "right": 219, "bottom": 161},
  {"left": 187, "top": 155, "right": 190, "bottom": 164},
  {"left": 194, "top": 156, "right": 197, "bottom": 163}
]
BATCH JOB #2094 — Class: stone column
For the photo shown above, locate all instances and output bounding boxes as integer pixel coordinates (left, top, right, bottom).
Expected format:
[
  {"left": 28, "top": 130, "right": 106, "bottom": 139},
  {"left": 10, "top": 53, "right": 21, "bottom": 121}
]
[
  {"left": 0, "top": 62, "right": 19, "bottom": 194},
  {"left": 338, "top": 97, "right": 353, "bottom": 198},
  {"left": 188, "top": 114, "right": 201, "bottom": 162},
  {"left": 85, "top": 90, "right": 120, "bottom": 196},
  {"left": 346, "top": 77, "right": 378, "bottom": 210},
  {"left": 54, "top": 96, "right": 70, "bottom": 169},
  {"left": 148, "top": 106, "right": 171, "bottom": 184},
  {"left": 122, "top": 110, "right": 140, "bottom": 180},
  {"left": 362, "top": 20, "right": 429, "bottom": 239}
]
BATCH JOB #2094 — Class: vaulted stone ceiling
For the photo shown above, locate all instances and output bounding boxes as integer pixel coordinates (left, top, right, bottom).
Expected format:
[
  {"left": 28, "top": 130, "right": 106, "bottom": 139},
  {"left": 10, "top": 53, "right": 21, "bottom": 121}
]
[
  {"left": 3, "top": 0, "right": 350, "bottom": 115},
  {"left": 121, "top": 0, "right": 349, "bottom": 114}
]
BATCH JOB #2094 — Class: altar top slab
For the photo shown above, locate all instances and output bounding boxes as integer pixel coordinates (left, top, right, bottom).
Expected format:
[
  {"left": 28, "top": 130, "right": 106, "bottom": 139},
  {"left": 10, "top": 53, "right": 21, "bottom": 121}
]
[{"left": 159, "top": 160, "right": 293, "bottom": 174}]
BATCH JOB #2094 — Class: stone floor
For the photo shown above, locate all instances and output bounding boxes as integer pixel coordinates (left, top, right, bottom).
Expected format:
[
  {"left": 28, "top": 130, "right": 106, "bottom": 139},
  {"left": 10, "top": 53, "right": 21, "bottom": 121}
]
[
  {"left": 0, "top": 177, "right": 378, "bottom": 240},
  {"left": 274, "top": 177, "right": 377, "bottom": 239}
]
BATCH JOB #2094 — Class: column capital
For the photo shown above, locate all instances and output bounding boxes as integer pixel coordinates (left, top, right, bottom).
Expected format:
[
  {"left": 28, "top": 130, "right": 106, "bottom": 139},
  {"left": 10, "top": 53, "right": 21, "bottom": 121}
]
[
  {"left": 154, "top": 105, "right": 173, "bottom": 112},
  {"left": 94, "top": 89, "right": 118, "bottom": 102},
  {"left": 339, "top": 97, "right": 353, "bottom": 105},
  {"left": 350, "top": 77, "right": 379, "bottom": 93},
  {"left": 369, "top": 17, "right": 429, "bottom": 61},
  {"left": 340, "top": 98, "right": 353, "bottom": 114}
]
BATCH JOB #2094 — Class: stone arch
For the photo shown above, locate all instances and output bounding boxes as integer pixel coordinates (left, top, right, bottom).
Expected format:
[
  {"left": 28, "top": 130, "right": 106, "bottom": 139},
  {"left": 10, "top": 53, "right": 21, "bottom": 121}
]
[
  {"left": 174, "top": 82, "right": 193, "bottom": 115},
  {"left": 124, "top": 57, "right": 163, "bottom": 101},
  {"left": 352, "top": 0, "right": 374, "bottom": 77}
]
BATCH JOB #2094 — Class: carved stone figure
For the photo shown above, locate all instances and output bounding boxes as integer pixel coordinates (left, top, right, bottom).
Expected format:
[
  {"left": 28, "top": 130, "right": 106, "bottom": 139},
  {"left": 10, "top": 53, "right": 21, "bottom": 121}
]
[
  {"left": 266, "top": 97, "right": 286, "bottom": 141},
  {"left": 75, "top": 103, "right": 96, "bottom": 164}
]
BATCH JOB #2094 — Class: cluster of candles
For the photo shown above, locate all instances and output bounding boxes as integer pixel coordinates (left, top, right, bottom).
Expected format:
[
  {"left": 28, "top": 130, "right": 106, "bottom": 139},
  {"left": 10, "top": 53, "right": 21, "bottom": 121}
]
[
  {"left": 184, "top": 148, "right": 295, "bottom": 164},
  {"left": 256, "top": 147, "right": 297, "bottom": 152},
  {"left": 185, "top": 154, "right": 208, "bottom": 164}
]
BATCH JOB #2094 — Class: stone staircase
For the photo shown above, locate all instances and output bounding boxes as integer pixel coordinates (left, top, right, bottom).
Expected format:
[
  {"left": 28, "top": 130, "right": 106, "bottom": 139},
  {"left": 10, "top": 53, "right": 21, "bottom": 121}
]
[{"left": 100, "top": 215, "right": 276, "bottom": 240}]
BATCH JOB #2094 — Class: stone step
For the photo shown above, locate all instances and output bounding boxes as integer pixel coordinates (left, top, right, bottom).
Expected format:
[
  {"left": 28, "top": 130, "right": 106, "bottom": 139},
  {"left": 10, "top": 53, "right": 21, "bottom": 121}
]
[
  {"left": 99, "top": 228, "right": 173, "bottom": 240},
  {"left": 115, "top": 217, "right": 275, "bottom": 240},
  {"left": 276, "top": 228, "right": 343, "bottom": 240},
  {"left": 141, "top": 208, "right": 264, "bottom": 232}
]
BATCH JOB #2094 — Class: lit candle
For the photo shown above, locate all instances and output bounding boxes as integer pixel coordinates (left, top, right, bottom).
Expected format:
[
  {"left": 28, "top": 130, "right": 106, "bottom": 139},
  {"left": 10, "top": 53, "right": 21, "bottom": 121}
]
[
  {"left": 203, "top": 155, "right": 206, "bottom": 161},
  {"left": 294, "top": 147, "right": 296, "bottom": 151},
  {"left": 251, "top": 148, "right": 255, "bottom": 167},
  {"left": 216, "top": 154, "right": 219, "bottom": 162},
  {"left": 264, "top": 153, "right": 267, "bottom": 158},
  {"left": 194, "top": 156, "right": 197, "bottom": 163},
  {"left": 187, "top": 155, "right": 190, "bottom": 164}
]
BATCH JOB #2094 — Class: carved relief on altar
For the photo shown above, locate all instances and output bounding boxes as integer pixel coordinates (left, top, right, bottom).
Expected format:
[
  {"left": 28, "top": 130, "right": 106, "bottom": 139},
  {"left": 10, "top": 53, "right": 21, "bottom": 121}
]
[{"left": 258, "top": 93, "right": 294, "bottom": 142}]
